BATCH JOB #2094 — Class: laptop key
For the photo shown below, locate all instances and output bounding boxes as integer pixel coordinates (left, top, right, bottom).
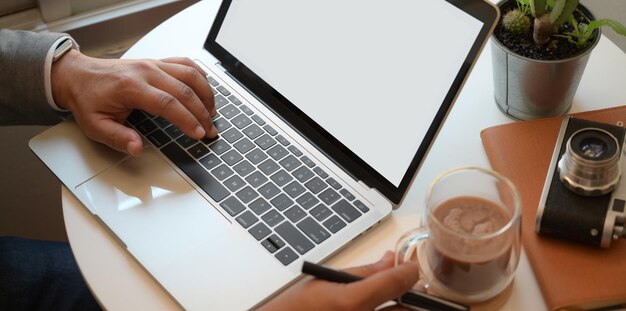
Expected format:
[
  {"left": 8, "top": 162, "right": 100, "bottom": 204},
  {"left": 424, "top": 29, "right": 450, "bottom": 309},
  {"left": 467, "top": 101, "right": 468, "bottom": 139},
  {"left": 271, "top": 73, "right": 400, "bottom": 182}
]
[
  {"left": 206, "top": 76, "right": 219, "bottom": 86},
  {"left": 301, "top": 155, "right": 315, "bottom": 168},
  {"left": 236, "top": 211, "right": 259, "bottom": 229},
  {"left": 261, "top": 209, "right": 285, "bottom": 227},
  {"left": 353, "top": 200, "right": 370, "bottom": 213},
  {"left": 220, "top": 104, "right": 241, "bottom": 119},
  {"left": 275, "top": 134, "right": 290, "bottom": 146},
  {"left": 147, "top": 129, "right": 171, "bottom": 148},
  {"left": 319, "top": 188, "right": 341, "bottom": 206},
  {"left": 327, "top": 177, "right": 342, "bottom": 190},
  {"left": 233, "top": 138, "right": 255, "bottom": 154},
  {"left": 231, "top": 114, "right": 252, "bottom": 129},
  {"left": 296, "top": 192, "right": 319, "bottom": 210},
  {"left": 228, "top": 95, "right": 242, "bottom": 105},
  {"left": 199, "top": 153, "right": 221, "bottom": 171},
  {"left": 249, "top": 197, "right": 271, "bottom": 215},
  {"left": 313, "top": 166, "right": 329, "bottom": 178},
  {"left": 219, "top": 196, "right": 245, "bottom": 216},
  {"left": 284, "top": 206, "right": 306, "bottom": 223},
  {"left": 310, "top": 204, "right": 332, "bottom": 222},
  {"left": 249, "top": 222, "right": 271, "bottom": 241},
  {"left": 188, "top": 143, "right": 210, "bottom": 159},
  {"left": 292, "top": 166, "right": 314, "bottom": 183},
  {"left": 340, "top": 189, "right": 356, "bottom": 201},
  {"left": 275, "top": 247, "right": 298, "bottom": 266},
  {"left": 240, "top": 104, "right": 254, "bottom": 115},
  {"left": 233, "top": 160, "right": 255, "bottom": 177},
  {"left": 214, "top": 94, "right": 229, "bottom": 109},
  {"left": 136, "top": 118, "right": 157, "bottom": 135},
  {"left": 153, "top": 116, "right": 171, "bottom": 128},
  {"left": 258, "top": 182, "right": 281, "bottom": 200},
  {"left": 127, "top": 110, "right": 147, "bottom": 125},
  {"left": 224, "top": 175, "right": 245, "bottom": 192},
  {"left": 270, "top": 193, "right": 294, "bottom": 211},
  {"left": 245, "top": 171, "right": 268, "bottom": 188},
  {"left": 164, "top": 125, "right": 183, "bottom": 139},
  {"left": 209, "top": 140, "right": 231, "bottom": 155},
  {"left": 283, "top": 181, "right": 306, "bottom": 198},
  {"left": 323, "top": 215, "right": 347, "bottom": 234},
  {"left": 262, "top": 234, "right": 285, "bottom": 253},
  {"left": 297, "top": 217, "right": 330, "bottom": 244},
  {"left": 330, "top": 199, "right": 362, "bottom": 223},
  {"left": 246, "top": 148, "right": 268, "bottom": 164},
  {"left": 211, "top": 164, "right": 234, "bottom": 181},
  {"left": 275, "top": 222, "right": 314, "bottom": 255},
  {"left": 258, "top": 159, "right": 280, "bottom": 176},
  {"left": 220, "top": 149, "right": 243, "bottom": 166},
  {"left": 176, "top": 135, "right": 197, "bottom": 148},
  {"left": 213, "top": 117, "right": 232, "bottom": 132},
  {"left": 221, "top": 127, "right": 244, "bottom": 143},
  {"left": 251, "top": 114, "right": 266, "bottom": 125},
  {"left": 235, "top": 186, "right": 259, "bottom": 204},
  {"left": 270, "top": 170, "right": 293, "bottom": 187},
  {"left": 288, "top": 145, "right": 302, "bottom": 157},
  {"left": 161, "top": 143, "right": 229, "bottom": 202},
  {"left": 254, "top": 134, "right": 276, "bottom": 150},
  {"left": 267, "top": 145, "right": 289, "bottom": 161},
  {"left": 279, "top": 155, "right": 302, "bottom": 172},
  {"left": 243, "top": 124, "right": 263, "bottom": 139},
  {"left": 216, "top": 85, "right": 231, "bottom": 96},
  {"left": 263, "top": 124, "right": 278, "bottom": 136},
  {"left": 305, "top": 177, "right": 328, "bottom": 194}
]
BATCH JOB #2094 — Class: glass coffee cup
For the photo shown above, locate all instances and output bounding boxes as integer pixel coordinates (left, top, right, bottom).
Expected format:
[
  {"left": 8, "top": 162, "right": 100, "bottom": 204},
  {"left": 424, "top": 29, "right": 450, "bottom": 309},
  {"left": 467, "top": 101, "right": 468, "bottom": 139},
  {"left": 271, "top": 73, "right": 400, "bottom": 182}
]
[{"left": 396, "top": 167, "right": 522, "bottom": 304}]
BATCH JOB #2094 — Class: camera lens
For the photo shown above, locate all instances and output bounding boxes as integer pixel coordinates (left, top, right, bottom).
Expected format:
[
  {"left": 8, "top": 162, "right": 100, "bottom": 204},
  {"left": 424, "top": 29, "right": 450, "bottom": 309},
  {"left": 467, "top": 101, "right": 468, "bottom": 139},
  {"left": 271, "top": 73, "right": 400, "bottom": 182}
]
[
  {"left": 579, "top": 137, "right": 608, "bottom": 159},
  {"left": 558, "top": 128, "right": 622, "bottom": 196}
]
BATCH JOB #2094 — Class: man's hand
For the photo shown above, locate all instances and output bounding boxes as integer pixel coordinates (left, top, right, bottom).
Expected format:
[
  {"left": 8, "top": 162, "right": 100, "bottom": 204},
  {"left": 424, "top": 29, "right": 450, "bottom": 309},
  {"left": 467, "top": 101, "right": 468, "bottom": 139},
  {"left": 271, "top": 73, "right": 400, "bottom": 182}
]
[
  {"left": 259, "top": 251, "right": 420, "bottom": 311},
  {"left": 51, "top": 49, "right": 216, "bottom": 156}
]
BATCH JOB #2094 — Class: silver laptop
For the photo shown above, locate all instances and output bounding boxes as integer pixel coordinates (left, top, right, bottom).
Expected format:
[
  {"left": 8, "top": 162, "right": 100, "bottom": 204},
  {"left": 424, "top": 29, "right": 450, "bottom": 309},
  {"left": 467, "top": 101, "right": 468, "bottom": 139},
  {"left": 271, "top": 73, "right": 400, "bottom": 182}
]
[{"left": 30, "top": 0, "right": 498, "bottom": 309}]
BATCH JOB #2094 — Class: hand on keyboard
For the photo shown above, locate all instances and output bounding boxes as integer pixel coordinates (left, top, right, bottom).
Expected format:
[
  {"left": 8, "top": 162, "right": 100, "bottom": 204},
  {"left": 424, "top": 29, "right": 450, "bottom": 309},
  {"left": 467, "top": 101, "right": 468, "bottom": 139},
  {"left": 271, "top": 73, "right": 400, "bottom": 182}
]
[
  {"left": 51, "top": 51, "right": 217, "bottom": 156},
  {"left": 258, "top": 251, "right": 420, "bottom": 311}
]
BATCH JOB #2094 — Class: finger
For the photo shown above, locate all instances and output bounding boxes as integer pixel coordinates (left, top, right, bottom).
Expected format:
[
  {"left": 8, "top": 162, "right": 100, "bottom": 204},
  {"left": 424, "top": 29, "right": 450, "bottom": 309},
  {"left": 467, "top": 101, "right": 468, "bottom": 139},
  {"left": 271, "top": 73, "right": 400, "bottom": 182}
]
[
  {"left": 139, "top": 84, "right": 211, "bottom": 139},
  {"left": 344, "top": 262, "right": 420, "bottom": 310},
  {"left": 158, "top": 61, "right": 217, "bottom": 117},
  {"left": 150, "top": 70, "right": 217, "bottom": 138},
  {"left": 160, "top": 57, "right": 208, "bottom": 77},
  {"left": 343, "top": 251, "right": 396, "bottom": 278},
  {"left": 86, "top": 117, "right": 143, "bottom": 156}
]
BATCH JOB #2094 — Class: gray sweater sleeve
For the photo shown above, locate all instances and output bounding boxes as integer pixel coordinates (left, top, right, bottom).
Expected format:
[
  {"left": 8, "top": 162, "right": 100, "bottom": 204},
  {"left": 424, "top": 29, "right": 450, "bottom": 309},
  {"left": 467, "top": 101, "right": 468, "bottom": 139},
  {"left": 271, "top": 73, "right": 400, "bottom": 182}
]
[{"left": 0, "top": 29, "right": 68, "bottom": 126}]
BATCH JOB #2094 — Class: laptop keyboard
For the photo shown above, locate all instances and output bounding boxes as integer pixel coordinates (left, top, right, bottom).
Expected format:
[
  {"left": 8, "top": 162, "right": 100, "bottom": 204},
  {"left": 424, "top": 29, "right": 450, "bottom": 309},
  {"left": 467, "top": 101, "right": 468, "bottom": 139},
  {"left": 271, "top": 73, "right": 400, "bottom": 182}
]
[{"left": 126, "top": 72, "right": 370, "bottom": 266}]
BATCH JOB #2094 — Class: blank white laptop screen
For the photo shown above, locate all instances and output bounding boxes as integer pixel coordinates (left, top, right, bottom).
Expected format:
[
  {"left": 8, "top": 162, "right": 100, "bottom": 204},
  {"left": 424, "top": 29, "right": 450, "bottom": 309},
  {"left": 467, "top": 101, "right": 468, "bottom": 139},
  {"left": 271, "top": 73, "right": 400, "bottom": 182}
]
[{"left": 216, "top": 0, "right": 483, "bottom": 187}]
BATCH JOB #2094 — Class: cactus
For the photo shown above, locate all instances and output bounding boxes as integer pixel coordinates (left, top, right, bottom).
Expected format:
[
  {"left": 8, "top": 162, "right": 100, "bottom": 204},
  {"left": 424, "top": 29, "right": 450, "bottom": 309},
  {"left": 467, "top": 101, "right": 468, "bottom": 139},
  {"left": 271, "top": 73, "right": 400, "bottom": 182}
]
[
  {"left": 529, "top": 0, "right": 579, "bottom": 44},
  {"left": 503, "top": 9, "right": 531, "bottom": 35}
]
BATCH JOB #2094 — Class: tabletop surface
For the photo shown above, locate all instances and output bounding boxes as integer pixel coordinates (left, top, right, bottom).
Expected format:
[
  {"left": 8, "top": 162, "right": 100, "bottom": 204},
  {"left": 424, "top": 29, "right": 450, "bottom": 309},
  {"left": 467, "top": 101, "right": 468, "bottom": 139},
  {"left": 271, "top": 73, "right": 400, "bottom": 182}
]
[{"left": 62, "top": 1, "right": 626, "bottom": 310}]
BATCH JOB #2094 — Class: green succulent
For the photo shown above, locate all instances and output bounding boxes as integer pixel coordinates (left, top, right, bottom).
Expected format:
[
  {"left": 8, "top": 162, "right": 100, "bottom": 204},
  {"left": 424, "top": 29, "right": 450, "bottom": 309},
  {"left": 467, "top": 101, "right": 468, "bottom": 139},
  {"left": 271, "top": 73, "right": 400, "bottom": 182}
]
[{"left": 503, "top": 9, "right": 531, "bottom": 35}]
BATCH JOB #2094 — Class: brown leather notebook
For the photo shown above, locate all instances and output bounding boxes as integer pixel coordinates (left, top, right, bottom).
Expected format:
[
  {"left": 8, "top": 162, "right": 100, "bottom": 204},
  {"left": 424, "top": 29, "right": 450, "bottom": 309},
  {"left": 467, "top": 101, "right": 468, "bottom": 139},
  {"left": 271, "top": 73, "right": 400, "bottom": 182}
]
[{"left": 480, "top": 106, "right": 626, "bottom": 311}]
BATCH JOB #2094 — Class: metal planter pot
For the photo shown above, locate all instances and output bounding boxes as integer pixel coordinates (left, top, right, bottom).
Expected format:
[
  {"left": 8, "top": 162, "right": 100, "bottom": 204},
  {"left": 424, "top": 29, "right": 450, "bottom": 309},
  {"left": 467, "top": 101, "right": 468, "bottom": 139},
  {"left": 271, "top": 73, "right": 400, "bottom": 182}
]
[{"left": 491, "top": 0, "right": 600, "bottom": 120}]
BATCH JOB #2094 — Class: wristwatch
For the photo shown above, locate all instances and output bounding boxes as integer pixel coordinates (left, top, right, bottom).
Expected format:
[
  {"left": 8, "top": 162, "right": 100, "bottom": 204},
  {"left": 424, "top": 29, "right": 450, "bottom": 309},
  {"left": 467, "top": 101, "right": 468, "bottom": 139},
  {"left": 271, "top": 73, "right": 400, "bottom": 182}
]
[{"left": 53, "top": 38, "right": 74, "bottom": 62}]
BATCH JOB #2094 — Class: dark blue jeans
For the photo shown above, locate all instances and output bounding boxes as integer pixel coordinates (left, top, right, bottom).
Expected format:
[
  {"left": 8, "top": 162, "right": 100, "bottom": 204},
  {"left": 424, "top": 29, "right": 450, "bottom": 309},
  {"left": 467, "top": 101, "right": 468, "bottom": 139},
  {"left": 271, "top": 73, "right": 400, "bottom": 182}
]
[{"left": 0, "top": 236, "right": 101, "bottom": 311}]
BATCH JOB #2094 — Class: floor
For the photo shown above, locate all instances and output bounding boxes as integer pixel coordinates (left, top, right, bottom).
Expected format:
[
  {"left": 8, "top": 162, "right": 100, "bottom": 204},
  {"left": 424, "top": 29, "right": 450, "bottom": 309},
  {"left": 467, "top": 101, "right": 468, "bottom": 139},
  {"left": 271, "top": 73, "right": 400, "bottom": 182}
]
[{"left": 1, "top": 0, "right": 625, "bottom": 243}]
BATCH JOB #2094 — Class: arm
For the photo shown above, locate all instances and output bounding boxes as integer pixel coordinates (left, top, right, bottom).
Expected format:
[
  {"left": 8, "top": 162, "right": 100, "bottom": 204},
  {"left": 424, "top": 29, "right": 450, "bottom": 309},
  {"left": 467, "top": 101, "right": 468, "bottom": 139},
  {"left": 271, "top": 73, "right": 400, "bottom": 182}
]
[{"left": 0, "top": 29, "right": 67, "bottom": 125}]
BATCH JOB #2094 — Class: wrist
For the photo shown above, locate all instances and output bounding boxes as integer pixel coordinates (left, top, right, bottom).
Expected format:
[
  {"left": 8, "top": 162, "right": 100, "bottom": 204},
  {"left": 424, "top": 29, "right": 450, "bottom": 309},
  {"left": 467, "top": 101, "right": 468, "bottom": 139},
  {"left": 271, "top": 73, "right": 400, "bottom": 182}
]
[{"left": 51, "top": 48, "right": 82, "bottom": 111}]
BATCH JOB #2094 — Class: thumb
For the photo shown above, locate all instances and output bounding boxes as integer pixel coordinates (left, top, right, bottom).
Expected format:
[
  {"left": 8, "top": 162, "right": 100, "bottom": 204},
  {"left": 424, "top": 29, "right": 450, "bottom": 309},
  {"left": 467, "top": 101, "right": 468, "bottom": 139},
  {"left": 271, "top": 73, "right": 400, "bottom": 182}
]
[
  {"left": 88, "top": 118, "right": 144, "bottom": 156},
  {"left": 344, "top": 261, "right": 420, "bottom": 310}
]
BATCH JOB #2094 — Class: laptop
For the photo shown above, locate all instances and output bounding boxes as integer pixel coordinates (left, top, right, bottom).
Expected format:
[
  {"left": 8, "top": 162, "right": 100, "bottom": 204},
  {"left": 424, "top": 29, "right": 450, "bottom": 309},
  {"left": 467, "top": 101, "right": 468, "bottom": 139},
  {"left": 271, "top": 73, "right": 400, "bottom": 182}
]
[{"left": 30, "top": 0, "right": 498, "bottom": 309}]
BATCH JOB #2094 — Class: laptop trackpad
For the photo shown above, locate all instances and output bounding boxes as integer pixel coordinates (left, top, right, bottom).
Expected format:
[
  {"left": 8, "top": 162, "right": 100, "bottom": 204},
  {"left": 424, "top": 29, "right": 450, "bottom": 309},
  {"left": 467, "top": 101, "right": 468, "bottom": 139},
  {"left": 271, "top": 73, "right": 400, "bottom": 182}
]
[{"left": 73, "top": 147, "right": 289, "bottom": 308}]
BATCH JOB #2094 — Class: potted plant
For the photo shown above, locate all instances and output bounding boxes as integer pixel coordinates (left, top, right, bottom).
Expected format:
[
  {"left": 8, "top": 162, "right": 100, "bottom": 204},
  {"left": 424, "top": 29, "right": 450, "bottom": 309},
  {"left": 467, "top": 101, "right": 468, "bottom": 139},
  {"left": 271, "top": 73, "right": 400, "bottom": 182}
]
[{"left": 491, "top": 0, "right": 626, "bottom": 120}]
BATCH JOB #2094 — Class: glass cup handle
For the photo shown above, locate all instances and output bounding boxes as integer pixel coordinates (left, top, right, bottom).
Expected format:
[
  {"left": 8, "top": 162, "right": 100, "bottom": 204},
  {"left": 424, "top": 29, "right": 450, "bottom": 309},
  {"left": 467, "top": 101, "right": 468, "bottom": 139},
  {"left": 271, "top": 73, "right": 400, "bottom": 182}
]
[{"left": 395, "top": 227, "right": 430, "bottom": 292}]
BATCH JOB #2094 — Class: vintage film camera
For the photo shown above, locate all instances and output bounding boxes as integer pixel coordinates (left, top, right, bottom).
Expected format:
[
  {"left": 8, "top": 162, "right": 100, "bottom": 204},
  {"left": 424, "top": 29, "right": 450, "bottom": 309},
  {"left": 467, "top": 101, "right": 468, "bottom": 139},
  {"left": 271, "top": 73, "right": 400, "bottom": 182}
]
[{"left": 536, "top": 117, "right": 626, "bottom": 247}]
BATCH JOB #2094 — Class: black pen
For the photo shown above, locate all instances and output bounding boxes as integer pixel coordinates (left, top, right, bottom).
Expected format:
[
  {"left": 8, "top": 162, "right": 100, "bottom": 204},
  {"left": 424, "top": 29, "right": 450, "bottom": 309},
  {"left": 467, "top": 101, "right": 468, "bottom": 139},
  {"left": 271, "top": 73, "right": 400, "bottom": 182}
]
[{"left": 302, "top": 261, "right": 469, "bottom": 311}]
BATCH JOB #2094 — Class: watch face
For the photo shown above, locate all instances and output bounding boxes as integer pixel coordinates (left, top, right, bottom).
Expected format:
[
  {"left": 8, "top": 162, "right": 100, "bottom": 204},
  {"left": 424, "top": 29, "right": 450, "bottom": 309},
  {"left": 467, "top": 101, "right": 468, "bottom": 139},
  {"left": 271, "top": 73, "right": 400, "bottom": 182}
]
[{"left": 53, "top": 38, "right": 73, "bottom": 62}]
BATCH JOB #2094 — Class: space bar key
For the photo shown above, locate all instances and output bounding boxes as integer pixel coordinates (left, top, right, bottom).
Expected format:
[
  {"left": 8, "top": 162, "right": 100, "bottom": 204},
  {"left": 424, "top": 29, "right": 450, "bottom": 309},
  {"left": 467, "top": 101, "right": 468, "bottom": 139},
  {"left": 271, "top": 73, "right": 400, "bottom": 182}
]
[{"left": 161, "top": 142, "right": 230, "bottom": 202}]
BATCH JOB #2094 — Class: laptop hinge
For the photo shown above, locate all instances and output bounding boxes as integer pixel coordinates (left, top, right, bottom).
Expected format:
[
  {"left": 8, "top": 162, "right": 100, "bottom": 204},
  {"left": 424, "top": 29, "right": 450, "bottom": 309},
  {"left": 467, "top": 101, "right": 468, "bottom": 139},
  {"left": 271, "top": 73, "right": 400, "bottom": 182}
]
[{"left": 215, "top": 61, "right": 226, "bottom": 72}]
